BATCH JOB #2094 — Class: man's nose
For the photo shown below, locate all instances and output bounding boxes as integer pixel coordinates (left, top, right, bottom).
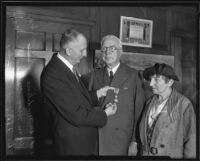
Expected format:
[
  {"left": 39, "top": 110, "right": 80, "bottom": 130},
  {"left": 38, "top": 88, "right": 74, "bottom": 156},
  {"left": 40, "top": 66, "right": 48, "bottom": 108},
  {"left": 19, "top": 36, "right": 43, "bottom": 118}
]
[
  {"left": 82, "top": 51, "right": 87, "bottom": 57},
  {"left": 150, "top": 79, "right": 155, "bottom": 87},
  {"left": 104, "top": 49, "right": 112, "bottom": 55}
]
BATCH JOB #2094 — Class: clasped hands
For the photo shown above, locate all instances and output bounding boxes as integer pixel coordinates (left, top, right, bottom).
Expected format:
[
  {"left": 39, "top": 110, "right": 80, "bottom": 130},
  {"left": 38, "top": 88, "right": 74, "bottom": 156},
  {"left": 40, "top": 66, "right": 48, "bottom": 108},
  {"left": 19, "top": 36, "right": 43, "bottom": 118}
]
[{"left": 97, "top": 86, "right": 119, "bottom": 116}]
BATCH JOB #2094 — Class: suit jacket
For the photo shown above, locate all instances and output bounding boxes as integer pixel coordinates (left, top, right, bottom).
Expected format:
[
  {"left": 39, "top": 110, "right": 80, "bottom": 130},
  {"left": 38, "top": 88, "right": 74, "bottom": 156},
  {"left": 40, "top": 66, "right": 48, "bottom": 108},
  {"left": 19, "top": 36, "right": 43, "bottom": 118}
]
[
  {"left": 84, "top": 62, "right": 145, "bottom": 155},
  {"left": 139, "top": 88, "right": 196, "bottom": 158},
  {"left": 40, "top": 53, "right": 107, "bottom": 155}
]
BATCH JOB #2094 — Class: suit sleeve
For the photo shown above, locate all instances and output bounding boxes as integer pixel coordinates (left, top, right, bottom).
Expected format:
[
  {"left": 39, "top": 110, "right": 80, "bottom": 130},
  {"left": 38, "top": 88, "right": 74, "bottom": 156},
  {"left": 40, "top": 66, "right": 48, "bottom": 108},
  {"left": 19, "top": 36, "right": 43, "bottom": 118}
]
[
  {"left": 41, "top": 72, "right": 107, "bottom": 128},
  {"left": 132, "top": 71, "right": 145, "bottom": 143},
  {"left": 81, "top": 72, "right": 99, "bottom": 106}
]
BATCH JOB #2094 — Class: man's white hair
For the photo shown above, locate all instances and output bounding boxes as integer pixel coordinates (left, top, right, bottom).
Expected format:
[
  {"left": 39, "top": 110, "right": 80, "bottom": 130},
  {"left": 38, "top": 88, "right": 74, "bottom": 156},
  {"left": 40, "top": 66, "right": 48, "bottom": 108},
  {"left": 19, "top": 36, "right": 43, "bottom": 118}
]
[{"left": 101, "top": 35, "right": 122, "bottom": 49}]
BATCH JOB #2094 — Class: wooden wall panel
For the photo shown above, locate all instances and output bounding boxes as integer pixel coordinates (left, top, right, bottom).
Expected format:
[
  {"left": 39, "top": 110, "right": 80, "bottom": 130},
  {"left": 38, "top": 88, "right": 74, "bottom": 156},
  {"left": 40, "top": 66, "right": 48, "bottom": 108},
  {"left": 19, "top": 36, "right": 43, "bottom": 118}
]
[
  {"left": 182, "top": 67, "right": 196, "bottom": 108},
  {"left": 174, "top": 7, "right": 197, "bottom": 33},
  {"left": 99, "top": 7, "right": 120, "bottom": 38},
  {"left": 8, "top": 6, "right": 95, "bottom": 20},
  {"left": 38, "top": 7, "right": 92, "bottom": 18},
  {"left": 6, "top": 17, "right": 16, "bottom": 155},
  {"left": 16, "top": 31, "right": 46, "bottom": 50},
  {"left": 7, "top": 7, "right": 96, "bottom": 73},
  {"left": 13, "top": 57, "right": 45, "bottom": 150}
]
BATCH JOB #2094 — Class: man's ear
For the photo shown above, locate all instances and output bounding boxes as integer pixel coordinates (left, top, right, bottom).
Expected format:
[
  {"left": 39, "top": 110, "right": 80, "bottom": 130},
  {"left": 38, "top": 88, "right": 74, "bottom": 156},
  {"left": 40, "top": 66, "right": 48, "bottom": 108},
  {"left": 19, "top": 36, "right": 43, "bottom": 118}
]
[
  {"left": 118, "top": 49, "right": 123, "bottom": 57},
  {"left": 168, "top": 79, "right": 174, "bottom": 87},
  {"left": 65, "top": 48, "right": 71, "bottom": 56}
]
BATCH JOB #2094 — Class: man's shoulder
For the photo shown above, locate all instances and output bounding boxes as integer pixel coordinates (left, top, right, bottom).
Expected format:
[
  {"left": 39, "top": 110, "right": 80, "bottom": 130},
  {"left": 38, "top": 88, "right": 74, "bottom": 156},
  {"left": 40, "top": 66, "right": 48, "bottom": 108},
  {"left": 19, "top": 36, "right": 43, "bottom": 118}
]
[
  {"left": 121, "top": 62, "right": 138, "bottom": 74},
  {"left": 43, "top": 56, "right": 58, "bottom": 72},
  {"left": 42, "top": 54, "right": 69, "bottom": 78}
]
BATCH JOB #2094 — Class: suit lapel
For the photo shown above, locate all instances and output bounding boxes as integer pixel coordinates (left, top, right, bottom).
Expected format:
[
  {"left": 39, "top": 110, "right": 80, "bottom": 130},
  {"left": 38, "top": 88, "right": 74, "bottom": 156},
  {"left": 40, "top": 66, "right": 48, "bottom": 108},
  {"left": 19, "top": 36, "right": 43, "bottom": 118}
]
[
  {"left": 70, "top": 73, "right": 92, "bottom": 104},
  {"left": 110, "top": 63, "right": 129, "bottom": 88},
  {"left": 78, "top": 78, "right": 93, "bottom": 103},
  {"left": 141, "top": 99, "right": 154, "bottom": 149},
  {"left": 150, "top": 104, "right": 171, "bottom": 145},
  {"left": 53, "top": 54, "right": 92, "bottom": 104},
  {"left": 94, "top": 68, "right": 109, "bottom": 106},
  {"left": 96, "top": 67, "right": 110, "bottom": 86}
]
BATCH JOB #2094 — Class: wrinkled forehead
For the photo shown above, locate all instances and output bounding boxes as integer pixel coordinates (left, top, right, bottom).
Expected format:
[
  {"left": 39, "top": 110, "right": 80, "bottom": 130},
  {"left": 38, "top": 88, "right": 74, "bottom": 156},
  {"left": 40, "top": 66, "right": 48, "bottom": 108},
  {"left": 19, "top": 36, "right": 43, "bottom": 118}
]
[
  {"left": 66, "top": 34, "right": 87, "bottom": 49},
  {"left": 102, "top": 37, "right": 120, "bottom": 47}
]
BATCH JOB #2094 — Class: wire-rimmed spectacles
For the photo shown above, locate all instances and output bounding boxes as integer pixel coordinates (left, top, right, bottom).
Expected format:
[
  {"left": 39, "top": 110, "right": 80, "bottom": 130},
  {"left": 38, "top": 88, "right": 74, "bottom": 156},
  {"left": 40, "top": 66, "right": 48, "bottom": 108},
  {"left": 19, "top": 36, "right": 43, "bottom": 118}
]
[{"left": 101, "top": 46, "right": 121, "bottom": 53}]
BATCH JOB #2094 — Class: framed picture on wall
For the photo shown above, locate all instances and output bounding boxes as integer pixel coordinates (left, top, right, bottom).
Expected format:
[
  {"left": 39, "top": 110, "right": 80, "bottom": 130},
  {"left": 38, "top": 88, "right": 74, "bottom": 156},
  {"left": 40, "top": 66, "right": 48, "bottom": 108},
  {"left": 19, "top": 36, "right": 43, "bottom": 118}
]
[{"left": 120, "top": 16, "right": 153, "bottom": 48}]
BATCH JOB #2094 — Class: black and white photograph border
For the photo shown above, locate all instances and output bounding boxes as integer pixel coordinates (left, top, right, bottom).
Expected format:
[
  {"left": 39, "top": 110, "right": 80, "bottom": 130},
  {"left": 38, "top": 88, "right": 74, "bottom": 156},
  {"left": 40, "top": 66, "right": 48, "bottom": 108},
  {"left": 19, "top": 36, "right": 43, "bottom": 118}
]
[{"left": 1, "top": 0, "right": 199, "bottom": 161}]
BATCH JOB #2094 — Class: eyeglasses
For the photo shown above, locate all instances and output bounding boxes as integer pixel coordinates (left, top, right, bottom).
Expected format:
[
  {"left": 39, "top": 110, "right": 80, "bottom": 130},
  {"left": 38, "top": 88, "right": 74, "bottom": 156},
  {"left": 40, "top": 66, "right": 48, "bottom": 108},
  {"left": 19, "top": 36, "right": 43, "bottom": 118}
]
[{"left": 101, "top": 46, "right": 121, "bottom": 53}]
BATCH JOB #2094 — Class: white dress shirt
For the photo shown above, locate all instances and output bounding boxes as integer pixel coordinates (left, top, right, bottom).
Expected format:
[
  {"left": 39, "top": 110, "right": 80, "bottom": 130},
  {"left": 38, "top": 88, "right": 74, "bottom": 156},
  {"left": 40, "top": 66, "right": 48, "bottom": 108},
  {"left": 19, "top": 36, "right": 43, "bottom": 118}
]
[
  {"left": 57, "top": 53, "right": 73, "bottom": 72},
  {"left": 107, "top": 63, "right": 120, "bottom": 76}
]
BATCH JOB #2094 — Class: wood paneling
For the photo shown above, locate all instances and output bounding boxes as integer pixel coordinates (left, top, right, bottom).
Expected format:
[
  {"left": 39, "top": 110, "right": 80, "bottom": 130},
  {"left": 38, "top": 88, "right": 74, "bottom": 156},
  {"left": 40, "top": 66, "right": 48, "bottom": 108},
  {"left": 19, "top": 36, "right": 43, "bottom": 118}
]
[
  {"left": 171, "top": 31, "right": 197, "bottom": 109},
  {"left": 99, "top": 7, "right": 120, "bottom": 38},
  {"left": 6, "top": 17, "right": 16, "bottom": 155},
  {"left": 16, "top": 30, "right": 46, "bottom": 50},
  {"left": 173, "top": 7, "right": 197, "bottom": 33},
  {"left": 95, "top": 50, "right": 174, "bottom": 70}
]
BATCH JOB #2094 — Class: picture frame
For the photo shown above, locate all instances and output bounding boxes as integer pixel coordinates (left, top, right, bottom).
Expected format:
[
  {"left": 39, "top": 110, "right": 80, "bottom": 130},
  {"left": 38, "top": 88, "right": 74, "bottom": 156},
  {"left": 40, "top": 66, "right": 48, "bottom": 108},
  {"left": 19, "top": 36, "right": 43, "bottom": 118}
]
[{"left": 120, "top": 16, "right": 153, "bottom": 48}]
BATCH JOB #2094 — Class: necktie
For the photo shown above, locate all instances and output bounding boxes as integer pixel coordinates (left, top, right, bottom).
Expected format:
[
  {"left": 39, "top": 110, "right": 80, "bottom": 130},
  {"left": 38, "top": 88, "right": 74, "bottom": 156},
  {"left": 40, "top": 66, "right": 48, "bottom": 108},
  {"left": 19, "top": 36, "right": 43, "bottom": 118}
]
[
  {"left": 109, "top": 71, "right": 114, "bottom": 85},
  {"left": 72, "top": 67, "right": 79, "bottom": 81}
]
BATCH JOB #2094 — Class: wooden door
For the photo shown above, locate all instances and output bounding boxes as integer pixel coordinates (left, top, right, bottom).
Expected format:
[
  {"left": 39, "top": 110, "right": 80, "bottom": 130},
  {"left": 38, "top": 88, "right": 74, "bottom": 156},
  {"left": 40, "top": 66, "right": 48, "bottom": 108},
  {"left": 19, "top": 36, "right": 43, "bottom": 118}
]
[
  {"left": 181, "top": 36, "right": 197, "bottom": 111},
  {"left": 5, "top": 7, "right": 96, "bottom": 155},
  {"left": 6, "top": 17, "right": 54, "bottom": 156},
  {"left": 171, "top": 31, "right": 197, "bottom": 112}
]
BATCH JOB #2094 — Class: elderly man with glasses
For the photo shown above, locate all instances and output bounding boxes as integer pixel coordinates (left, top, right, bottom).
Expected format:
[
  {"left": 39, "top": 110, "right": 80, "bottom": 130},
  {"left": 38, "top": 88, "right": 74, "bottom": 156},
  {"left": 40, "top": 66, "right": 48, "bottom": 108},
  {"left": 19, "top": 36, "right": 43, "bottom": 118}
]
[{"left": 82, "top": 35, "right": 145, "bottom": 155}]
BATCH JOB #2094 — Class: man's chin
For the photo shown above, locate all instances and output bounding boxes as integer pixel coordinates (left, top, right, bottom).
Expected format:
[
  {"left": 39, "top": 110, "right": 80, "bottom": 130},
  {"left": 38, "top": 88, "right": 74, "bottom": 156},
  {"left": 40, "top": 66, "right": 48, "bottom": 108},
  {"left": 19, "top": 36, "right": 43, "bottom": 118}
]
[
  {"left": 105, "top": 60, "right": 113, "bottom": 65},
  {"left": 76, "top": 59, "right": 81, "bottom": 64}
]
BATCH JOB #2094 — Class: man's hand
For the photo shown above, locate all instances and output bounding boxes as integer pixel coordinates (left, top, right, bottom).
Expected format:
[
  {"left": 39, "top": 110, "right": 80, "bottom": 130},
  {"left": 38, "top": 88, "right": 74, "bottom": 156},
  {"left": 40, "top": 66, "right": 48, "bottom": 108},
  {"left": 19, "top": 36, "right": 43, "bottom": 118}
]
[
  {"left": 96, "top": 86, "right": 115, "bottom": 99},
  {"left": 128, "top": 142, "right": 138, "bottom": 156},
  {"left": 104, "top": 103, "right": 117, "bottom": 116}
]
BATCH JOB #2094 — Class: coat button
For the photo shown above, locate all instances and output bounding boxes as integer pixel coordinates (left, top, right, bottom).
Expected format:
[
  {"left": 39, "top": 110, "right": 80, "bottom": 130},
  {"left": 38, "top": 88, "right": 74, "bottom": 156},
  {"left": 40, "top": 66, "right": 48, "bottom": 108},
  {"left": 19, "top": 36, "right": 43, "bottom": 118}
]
[{"left": 160, "top": 144, "right": 165, "bottom": 148}]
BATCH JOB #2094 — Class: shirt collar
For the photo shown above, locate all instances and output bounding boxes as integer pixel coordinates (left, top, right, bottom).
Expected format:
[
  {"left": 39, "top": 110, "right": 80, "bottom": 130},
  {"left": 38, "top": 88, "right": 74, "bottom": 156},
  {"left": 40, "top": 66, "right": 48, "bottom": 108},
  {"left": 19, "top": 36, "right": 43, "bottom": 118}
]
[
  {"left": 57, "top": 53, "right": 73, "bottom": 72},
  {"left": 107, "top": 63, "right": 120, "bottom": 75}
]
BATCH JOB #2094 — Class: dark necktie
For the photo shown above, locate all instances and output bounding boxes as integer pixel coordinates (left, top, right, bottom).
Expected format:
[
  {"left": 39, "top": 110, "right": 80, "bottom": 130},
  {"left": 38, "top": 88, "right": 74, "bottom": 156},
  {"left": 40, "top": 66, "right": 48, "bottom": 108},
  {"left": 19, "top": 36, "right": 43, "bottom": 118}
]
[
  {"left": 109, "top": 71, "right": 114, "bottom": 85},
  {"left": 72, "top": 67, "right": 79, "bottom": 81}
]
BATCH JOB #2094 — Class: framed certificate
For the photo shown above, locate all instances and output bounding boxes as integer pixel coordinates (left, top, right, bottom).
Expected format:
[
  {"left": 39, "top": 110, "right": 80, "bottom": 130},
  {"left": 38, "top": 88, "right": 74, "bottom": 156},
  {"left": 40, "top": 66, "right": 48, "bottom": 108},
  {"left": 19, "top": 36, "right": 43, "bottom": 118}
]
[{"left": 120, "top": 16, "right": 153, "bottom": 48}]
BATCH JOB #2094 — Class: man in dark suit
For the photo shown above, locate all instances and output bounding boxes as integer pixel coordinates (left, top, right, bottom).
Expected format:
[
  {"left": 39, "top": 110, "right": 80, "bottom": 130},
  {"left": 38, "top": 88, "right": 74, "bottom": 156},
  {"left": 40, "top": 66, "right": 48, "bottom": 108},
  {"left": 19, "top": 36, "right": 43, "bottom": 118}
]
[
  {"left": 40, "top": 29, "right": 117, "bottom": 156},
  {"left": 84, "top": 35, "right": 145, "bottom": 155}
]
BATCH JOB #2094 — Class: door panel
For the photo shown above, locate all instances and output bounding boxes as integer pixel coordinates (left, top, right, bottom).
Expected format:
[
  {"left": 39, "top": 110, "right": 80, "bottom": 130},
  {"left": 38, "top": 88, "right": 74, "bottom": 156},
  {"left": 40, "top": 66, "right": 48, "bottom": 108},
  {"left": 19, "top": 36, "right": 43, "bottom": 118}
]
[
  {"left": 16, "top": 31, "right": 46, "bottom": 50},
  {"left": 181, "top": 37, "right": 196, "bottom": 110},
  {"left": 13, "top": 57, "right": 45, "bottom": 151}
]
